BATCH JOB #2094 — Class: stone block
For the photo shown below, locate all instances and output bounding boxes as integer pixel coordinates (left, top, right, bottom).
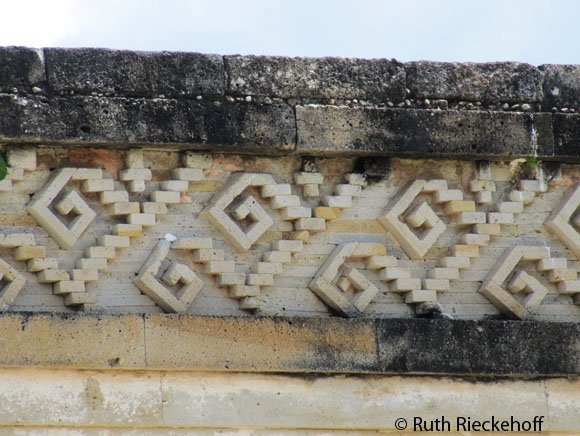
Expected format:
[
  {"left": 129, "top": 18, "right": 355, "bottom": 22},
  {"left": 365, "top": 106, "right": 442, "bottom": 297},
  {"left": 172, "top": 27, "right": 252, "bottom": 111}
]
[
  {"left": 280, "top": 206, "right": 311, "bottom": 220},
  {"left": 335, "top": 184, "right": 362, "bottom": 196},
  {"left": 142, "top": 202, "right": 168, "bottom": 215},
  {"left": 109, "top": 202, "right": 140, "bottom": 216},
  {"left": 366, "top": 255, "right": 397, "bottom": 270},
  {"left": 13, "top": 245, "right": 45, "bottom": 261},
  {"left": 433, "top": 190, "right": 463, "bottom": 203},
  {"left": 85, "top": 246, "right": 116, "bottom": 259},
  {"left": 439, "top": 256, "right": 471, "bottom": 269},
  {"left": 225, "top": 55, "right": 406, "bottom": 101},
  {"left": 96, "top": 235, "right": 130, "bottom": 249},
  {"left": 216, "top": 273, "right": 246, "bottom": 287},
  {"left": 260, "top": 184, "right": 291, "bottom": 197},
  {"left": 540, "top": 64, "right": 580, "bottom": 109},
  {"left": 443, "top": 200, "right": 475, "bottom": 215},
  {"left": 100, "top": 190, "right": 129, "bottom": 204},
  {"left": 53, "top": 281, "right": 85, "bottom": 295},
  {"left": 453, "top": 212, "right": 486, "bottom": 225},
  {"left": 113, "top": 224, "right": 143, "bottom": 237},
  {"left": 314, "top": 207, "right": 341, "bottom": 220},
  {"left": 172, "top": 168, "right": 203, "bottom": 181},
  {"left": 127, "top": 213, "right": 156, "bottom": 227},
  {"left": 429, "top": 267, "right": 459, "bottom": 280},
  {"left": 0, "top": 313, "right": 145, "bottom": 368},
  {"left": 294, "top": 217, "right": 325, "bottom": 231},
  {"left": 27, "top": 258, "right": 58, "bottom": 272},
  {"left": 0, "top": 47, "right": 45, "bottom": 89},
  {"left": 204, "top": 261, "right": 235, "bottom": 275},
  {"left": 376, "top": 318, "right": 579, "bottom": 375},
  {"left": 246, "top": 273, "right": 274, "bottom": 286},
  {"left": 263, "top": 251, "right": 292, "bottom": 263},
  {"left": 323, "top": 195, "right": 352, "bottom": 208},
  {"left": 451, "top": 244, "right": 479, "bottom": 258},
  {"left": 390, "top": 278, "right": 421, "bottom": 292},
  {"left": 296, "top": 106, "right": 554, "bottom": 158},
  {"left": 46, "top": 48, "right": 225, "bottom": 97},
  {"left": 151, "top": 191, "right": 181, "bottom": 204},
  {"left": 270, "top": 195, "right": 300, "bottom": 209},
  {"left": 145, "top": 314, "right": 377, "bottom": 372},
  {"left": 0, "top": 96, "right": 297, "bottom": 153},
  {"left": 553, "top": 113, "right": 580, "bottom": 157},
  {"left": 406, "top": 61, "right": 543, "bottom": 102},
  {"left": 160, "top": 180, "right": 189, "bottom": 192},
  {"left": 192, "top": 248, "right": 224, "bottom": 262},
  {"left": 81, "top": 178, "right": 114, "bottom": 193},
  {"left": 6, "top": 147, "right": 36, "bottom": 170},
  {"left": 405, "top": 290, "right": 437, "bottom": 304}
]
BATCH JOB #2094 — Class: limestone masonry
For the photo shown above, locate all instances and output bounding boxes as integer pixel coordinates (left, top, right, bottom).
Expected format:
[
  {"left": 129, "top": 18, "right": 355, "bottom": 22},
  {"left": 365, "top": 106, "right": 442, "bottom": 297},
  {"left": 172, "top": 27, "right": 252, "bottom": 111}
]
[{"left": 0, "top": 47, "right": 579, "bottom": 432}]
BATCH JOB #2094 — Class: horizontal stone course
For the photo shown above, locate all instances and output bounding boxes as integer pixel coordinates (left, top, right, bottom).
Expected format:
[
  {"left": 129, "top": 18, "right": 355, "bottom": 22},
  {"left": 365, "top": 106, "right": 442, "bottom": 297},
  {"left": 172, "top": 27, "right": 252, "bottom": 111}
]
[
  {"left": 0, "top": 313, "right": 576, "bottom": 376},
  {"left": 0, "top": 47, "right": 580, "bottom": 158}
]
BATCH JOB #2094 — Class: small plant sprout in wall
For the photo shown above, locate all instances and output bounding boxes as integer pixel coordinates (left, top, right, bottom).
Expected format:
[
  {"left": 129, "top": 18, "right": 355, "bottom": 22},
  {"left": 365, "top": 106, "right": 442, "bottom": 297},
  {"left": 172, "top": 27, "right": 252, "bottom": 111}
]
[{"left": 0, "top": 153, "right": 7, "bottom": 181}]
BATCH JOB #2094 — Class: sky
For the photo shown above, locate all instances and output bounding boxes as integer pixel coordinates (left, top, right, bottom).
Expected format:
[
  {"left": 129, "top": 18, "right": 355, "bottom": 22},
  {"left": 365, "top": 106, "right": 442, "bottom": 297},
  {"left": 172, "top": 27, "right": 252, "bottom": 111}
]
[{"left": 1, "top": 0, "right": 579, "bottom": 64}]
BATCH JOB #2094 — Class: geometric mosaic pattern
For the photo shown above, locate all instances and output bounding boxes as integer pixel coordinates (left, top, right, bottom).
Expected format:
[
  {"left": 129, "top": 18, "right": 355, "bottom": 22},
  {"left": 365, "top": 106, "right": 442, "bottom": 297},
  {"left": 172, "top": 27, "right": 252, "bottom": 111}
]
[
  {"left": 201, "top": 173, "right": 276, "bottom": 251},
  {"left": 479, "top": 246, "right": 552, "bottom": 319},
  {"left": 546, "top": 183, "right": 580, "bottom": 260},
  {"left": 27, "top": 168, "right": 97, "bottom": 249},
  {"left": 134, "top": 239, "right": 203, "bottom": 313},
  {"left": 309, "top": 242, "right": 384, "bottom": 317},
  {"left": 379, "top": 180, "right": 447, "bottom": 259},
  {"left": 1, "top": 147, "right": 579, "bottom": 320}
]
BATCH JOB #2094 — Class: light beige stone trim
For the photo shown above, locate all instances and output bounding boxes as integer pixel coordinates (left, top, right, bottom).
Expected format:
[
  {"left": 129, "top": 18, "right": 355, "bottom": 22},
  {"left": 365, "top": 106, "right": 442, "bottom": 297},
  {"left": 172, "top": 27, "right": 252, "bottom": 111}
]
[{"left": 0, "top": 367, "right": 575, "bottom": 432}]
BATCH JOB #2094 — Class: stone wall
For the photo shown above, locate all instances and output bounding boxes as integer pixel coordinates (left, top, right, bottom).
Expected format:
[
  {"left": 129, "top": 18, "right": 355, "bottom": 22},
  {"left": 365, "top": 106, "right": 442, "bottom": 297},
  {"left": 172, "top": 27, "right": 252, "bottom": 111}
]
[{"left": 0, "top": 47, "right": 579, "bottom": 432}]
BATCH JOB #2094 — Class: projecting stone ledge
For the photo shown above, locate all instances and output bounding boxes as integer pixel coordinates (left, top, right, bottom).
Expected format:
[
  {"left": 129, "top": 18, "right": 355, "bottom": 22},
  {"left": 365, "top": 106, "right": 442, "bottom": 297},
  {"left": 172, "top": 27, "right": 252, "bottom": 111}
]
[
  {"left": 0, "top": 95, "right": 295, "bottom": 153},
  {"left": 0, "top": 313, "right": 576, "bottom": 376},
  {"left": 296, "top": 105, "right": 555, "bottom": 158}
]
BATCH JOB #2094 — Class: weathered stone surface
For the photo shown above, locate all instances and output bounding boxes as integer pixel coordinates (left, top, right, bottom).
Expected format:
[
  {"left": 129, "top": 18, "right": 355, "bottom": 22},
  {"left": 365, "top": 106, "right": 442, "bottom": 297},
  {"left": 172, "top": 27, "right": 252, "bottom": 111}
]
[
  {"left": 225, "top": 55, "right": 406, "bottom": 101},
  {"left": 540, "top": 64, "right": 580, "bottom": 109},
  {"left": 0, "top": 95, "right": 295, "bottom": 152},
  {"left": 45, "top": 48, "right": 225, "bottom": 97},
  {"left": 406, "top": 61, "right": 544, "bottom": 103},
  {"left": 553, "top": 113, "right": 580, "bottom": 158},
  {"left": 377, "top": 319, "right": 580, "bottom": 375},
  {"left": 0, "top": 313, "right": 145, "bottom": 368},
  {"left": 296, "top": 106, "right": 554, "bottom": 158},
  {"left": 0, "top": 46, "right": 45, "bottom": 91},
  {"left": 144, "top": 315, "right": 378, "bottom": 372}
]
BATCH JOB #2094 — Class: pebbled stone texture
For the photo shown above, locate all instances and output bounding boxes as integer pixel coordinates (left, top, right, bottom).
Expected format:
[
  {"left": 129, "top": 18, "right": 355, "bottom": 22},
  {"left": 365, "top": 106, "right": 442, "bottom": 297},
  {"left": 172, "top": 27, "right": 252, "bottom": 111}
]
[
  {"left": 296, "top": 105, "right": 554, "bottom": 158},
  {"left": 45, "top": 48, "right": 226, "bottom": 98},
  {"left": 552, "top": 113, "right": 580, "bottom": 159},
  {"left": 377, "top": 318, "right": 580, "bottom": 376},
  {"left": 0, "top": 95, "right": 295, "bottom": 153},
  {"left": 225, "top": 55, "right": 406, "bottom": 101},
  {"left": 406, "top": 61, "right": 544, "bottom": 103},
  {"left": 0, "top": 47, "right": 45, "bottom": 91},
  {"left": 540, "top": 64, "right": 580, "bottom": 109}
]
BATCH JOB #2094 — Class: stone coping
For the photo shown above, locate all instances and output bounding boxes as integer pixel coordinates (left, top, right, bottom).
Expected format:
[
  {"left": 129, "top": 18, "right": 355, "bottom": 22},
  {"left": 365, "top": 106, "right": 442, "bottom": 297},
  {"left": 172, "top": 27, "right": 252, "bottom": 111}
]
[
  {"left": 0, "top": 313, "right": 577, "bottom": 376},
  {"left": 1, "top": 47, "right": 580, "bottom": 159}
]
